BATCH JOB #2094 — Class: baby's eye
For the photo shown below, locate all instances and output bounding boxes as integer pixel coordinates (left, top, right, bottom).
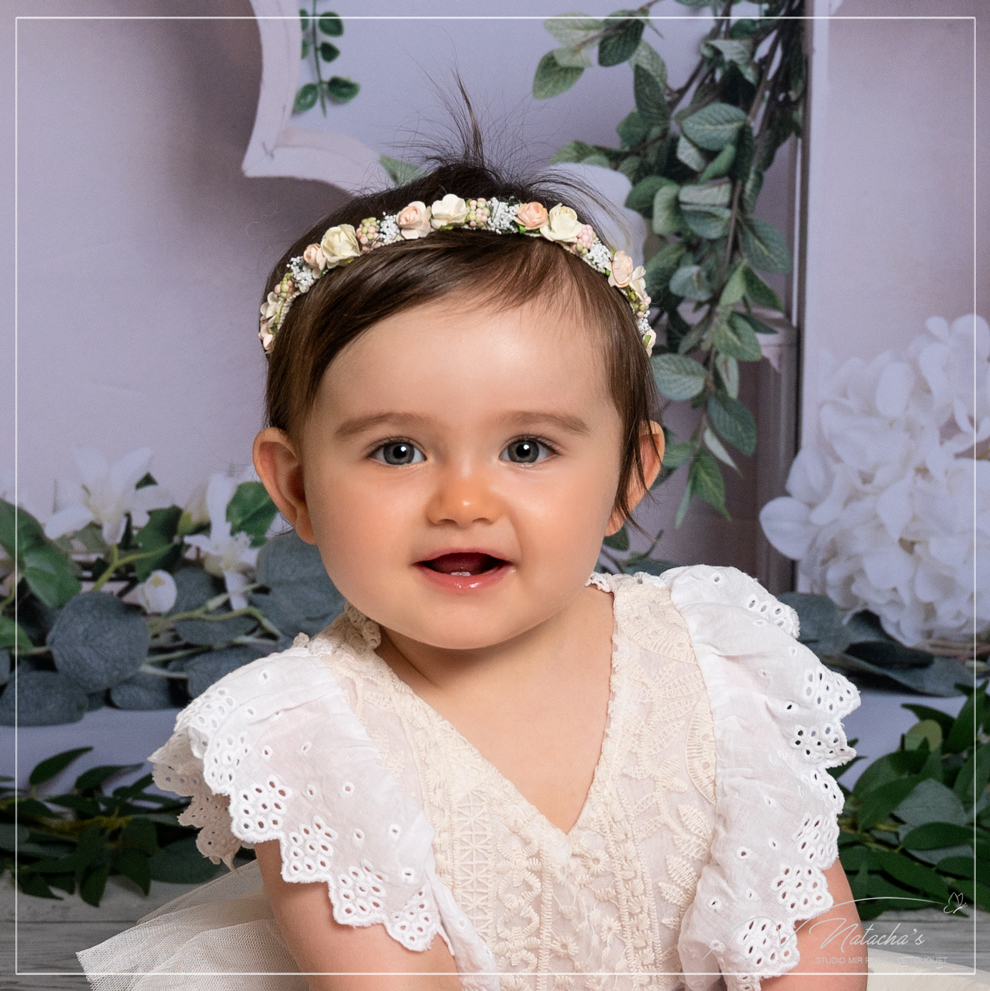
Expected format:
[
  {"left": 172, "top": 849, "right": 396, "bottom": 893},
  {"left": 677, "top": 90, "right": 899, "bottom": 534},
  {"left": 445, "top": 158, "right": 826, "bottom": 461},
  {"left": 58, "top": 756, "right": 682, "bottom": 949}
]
[
  {"left": 373, "top": 442, "right": 424, "bottom": 466},
  {"left": 500, "top": 438, "right": 552, "bottom": 465}
]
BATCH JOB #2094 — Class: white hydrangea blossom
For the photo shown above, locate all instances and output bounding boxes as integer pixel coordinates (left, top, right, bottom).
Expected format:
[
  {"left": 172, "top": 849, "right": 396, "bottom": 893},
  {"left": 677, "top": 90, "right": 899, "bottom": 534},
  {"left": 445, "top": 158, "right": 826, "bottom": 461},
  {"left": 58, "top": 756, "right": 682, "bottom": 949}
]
[{"left": 760, "top": 314, "right": 990, "bottom": 647}]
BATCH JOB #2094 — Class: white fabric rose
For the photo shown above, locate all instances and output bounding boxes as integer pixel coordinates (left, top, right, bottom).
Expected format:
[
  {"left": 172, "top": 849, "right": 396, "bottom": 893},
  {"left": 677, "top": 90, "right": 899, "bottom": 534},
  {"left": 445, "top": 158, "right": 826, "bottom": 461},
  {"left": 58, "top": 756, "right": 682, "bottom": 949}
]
[
  {"left": 540, "top": 204, "right": 583, "bottom": 242},
  {"left": 430, "top": 194, "right": 469, "bottom": 228},
  {"left": 320, "top": 225, "right": 361, "bottom": 267},
  {"left": 760, "top": 314, "right": 990, "bottom": 646}
]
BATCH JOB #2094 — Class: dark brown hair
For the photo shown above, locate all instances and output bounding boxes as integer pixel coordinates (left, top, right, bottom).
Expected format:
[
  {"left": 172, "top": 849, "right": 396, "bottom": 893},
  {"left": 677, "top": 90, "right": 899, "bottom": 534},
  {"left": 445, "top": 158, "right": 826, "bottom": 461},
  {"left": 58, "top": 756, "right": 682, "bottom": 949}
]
[{"left": 262, "top": 159, "right": 660, "bottom": 524}]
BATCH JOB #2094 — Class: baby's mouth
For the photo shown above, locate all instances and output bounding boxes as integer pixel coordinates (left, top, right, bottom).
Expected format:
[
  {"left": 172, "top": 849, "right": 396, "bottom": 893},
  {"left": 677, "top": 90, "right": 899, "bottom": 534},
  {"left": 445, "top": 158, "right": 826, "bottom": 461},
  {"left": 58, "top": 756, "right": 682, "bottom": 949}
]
[{"left": 420, "top": 552, "right": 506, "bottom": 577}]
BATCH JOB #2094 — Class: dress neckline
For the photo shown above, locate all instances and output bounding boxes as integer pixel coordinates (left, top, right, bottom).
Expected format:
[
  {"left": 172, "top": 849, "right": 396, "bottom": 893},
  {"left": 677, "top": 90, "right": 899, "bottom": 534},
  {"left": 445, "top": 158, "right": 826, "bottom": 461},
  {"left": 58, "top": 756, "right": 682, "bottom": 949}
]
[{"left": 321, "top": 573, "right": 626, "bottom": 842}]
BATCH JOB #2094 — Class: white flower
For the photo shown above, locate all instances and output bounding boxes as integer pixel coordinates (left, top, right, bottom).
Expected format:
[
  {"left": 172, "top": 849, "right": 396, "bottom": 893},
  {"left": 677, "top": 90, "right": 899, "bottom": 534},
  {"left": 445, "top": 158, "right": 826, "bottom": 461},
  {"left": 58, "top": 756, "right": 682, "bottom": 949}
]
[
  {"left": 430, "top": 194, "right": 469, "bottom": 228},
  {"left": 319, "top": 224, "right": 361, "bottom": 267},
  {"left": 760, "top": 314, "right": 990, "bottom": 646},
  {"left": 540, "top": 204, "right": 583, "bottom": 242},
  {"left": 134, "top": 569, "right": 177, "bottom": 614},
  {"left": 183, "top": 473, "right": 259, "bottom": 610},
  {"left": 44, "top": 448, "right": 171, "bottom": 546}
]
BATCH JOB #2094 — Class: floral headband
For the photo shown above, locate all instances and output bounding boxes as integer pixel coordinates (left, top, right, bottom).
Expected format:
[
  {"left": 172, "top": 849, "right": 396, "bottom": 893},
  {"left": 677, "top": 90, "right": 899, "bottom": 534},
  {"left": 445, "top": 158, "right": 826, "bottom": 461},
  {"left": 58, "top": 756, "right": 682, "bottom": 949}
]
[{"left": 259, "top": 194, "right": 654, "bottom": 356}]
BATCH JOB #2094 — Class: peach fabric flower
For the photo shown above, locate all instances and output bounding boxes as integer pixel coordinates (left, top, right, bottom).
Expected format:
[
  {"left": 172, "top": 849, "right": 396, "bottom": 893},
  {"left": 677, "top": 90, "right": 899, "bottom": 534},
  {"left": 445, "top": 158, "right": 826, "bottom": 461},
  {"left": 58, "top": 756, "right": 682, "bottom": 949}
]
[
  {"left": 397, "top": 201, "right": 432, "bottom": 239},
  {"left": 608, "top": 251, "right": 635, "bottom": 288},
  {"left": 539, "top": 204, "right": 583, "bottom": 242},
  {"left": 303, "top": 244, "right": 327, "bottom": 270},
  {"left": 320, "top": 225, "right": 361, "bottom": 267},
  {"left": 516, "top": 201, "right": 549, "bottom": 230}
]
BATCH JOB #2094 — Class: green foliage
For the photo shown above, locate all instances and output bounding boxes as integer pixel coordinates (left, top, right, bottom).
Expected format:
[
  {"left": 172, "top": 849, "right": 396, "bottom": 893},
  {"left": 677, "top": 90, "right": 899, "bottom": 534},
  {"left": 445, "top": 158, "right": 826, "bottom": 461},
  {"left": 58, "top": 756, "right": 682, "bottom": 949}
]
[
  {"left": 781, "top": 593, "right": 979, "bottom": 697},
  {"left": 1, "top": 747, "right": 239, "bottom": 905},
  {"left": 534, "top": 2, "right": 805, "bottom": 529},
  {"left": 380, "top": 155, "right": 426, "bottom": 186},
  {"left": 835, "top": 683, "right": 990, "bottom": 919},
  {"left": 294, "top": 6, "right": 358, "bottom": 115}
]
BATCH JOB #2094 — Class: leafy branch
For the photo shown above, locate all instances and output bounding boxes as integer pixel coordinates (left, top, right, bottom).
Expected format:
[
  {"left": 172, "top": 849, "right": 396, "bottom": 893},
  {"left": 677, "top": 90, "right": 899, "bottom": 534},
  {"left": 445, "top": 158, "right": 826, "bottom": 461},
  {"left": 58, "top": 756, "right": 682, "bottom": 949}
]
[
  {"left": 294, "top": 5, "right": 359, "bottom": 114},
  {"left": 534, "top": 0, "right": 805, "bottom": 526}
]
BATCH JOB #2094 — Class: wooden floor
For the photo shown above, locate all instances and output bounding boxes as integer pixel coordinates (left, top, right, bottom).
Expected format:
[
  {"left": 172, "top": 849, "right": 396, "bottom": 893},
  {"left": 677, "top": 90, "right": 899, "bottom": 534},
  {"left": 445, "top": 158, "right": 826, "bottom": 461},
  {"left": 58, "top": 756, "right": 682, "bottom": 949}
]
[{"left": 2, "top": 875, "right": 989, "bottom": 989}]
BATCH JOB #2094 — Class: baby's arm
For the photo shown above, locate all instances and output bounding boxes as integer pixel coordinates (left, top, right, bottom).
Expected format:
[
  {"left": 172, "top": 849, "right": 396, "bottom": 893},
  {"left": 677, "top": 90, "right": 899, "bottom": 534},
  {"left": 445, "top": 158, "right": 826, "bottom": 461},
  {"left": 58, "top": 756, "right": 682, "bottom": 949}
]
[
  {"left": 255, "top": 840, "right": 461, "bottom": 991},
  {"left": 762, "top": 860, "right": 867, "bottom": 991}
]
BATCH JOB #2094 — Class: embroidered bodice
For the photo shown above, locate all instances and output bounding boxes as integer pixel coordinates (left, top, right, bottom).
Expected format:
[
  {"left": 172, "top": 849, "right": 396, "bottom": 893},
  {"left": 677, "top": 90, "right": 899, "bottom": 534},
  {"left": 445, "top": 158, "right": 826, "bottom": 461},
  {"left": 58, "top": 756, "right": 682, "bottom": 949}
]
[{"left": 101, "top": 566, "right": 860, "bottom": 991}]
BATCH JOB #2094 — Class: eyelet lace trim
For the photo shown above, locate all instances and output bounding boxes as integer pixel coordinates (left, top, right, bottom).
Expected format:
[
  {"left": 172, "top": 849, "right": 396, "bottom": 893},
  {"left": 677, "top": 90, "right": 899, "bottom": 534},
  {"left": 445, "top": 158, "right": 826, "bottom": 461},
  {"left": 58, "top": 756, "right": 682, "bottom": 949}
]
[
  {"left": 149, "top": 640, "right": 449, "bottom": 955},
  {"left": 661, "top": 565, "right": 860, "bottom": 991}
]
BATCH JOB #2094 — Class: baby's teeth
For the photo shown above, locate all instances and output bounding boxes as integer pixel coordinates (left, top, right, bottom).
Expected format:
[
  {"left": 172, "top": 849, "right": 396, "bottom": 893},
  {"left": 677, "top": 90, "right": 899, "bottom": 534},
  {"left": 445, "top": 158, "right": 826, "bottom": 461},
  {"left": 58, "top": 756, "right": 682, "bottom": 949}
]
[{"left": 450, "top": 571, "right": 471, "bottom": 577}]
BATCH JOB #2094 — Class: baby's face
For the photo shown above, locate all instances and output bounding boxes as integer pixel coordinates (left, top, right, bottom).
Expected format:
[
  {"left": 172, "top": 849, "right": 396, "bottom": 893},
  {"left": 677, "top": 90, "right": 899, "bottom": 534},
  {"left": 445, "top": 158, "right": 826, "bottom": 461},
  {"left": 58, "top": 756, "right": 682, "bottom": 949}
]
[{"left": 295, "top": 295, "right": 624, "bottom": 651}]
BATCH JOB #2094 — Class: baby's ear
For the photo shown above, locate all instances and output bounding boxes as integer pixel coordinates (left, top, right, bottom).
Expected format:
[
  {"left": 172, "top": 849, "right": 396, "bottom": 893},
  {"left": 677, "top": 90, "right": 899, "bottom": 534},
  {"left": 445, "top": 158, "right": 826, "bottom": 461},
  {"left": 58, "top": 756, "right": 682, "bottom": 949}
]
[
  {"left": 252, "top": 428, "right": 317, "bottom": 544},
  {"left": 604, "top": 422, "right": 664, "bottom": 535}
]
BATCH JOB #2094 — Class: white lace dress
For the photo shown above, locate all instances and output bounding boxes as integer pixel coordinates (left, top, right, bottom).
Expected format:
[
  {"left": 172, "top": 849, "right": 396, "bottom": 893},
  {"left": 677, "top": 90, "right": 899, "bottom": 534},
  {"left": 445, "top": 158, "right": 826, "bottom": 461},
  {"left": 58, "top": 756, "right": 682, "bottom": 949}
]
[{"left": 76, "top": 566, "right": 955, "bottom": 991}]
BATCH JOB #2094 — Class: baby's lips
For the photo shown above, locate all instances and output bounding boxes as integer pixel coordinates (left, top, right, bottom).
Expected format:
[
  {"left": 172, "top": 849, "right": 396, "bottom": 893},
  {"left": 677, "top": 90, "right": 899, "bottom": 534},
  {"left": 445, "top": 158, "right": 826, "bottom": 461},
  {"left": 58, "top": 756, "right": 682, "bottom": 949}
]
[{"left": 420, "top": 552, "right": 507, "bottom": 576}]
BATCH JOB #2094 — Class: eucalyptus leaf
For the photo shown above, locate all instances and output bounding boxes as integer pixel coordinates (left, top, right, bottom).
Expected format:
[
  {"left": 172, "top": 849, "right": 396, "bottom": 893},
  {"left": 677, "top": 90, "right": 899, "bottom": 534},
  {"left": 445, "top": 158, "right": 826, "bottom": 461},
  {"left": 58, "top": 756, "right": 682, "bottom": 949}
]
[
  {"left": 777, "top": 592, "right": 852, "bottom": 656},
  {"left": 0, "top": 670, "right": 88, "bottom": 726},
  {"left": 109, "top": 671, "right": 180, "bottom": 710},
  {"left": 534, "top": 50, "right": 584, "bottom": 98},
  {"left": 185, "top": 646, "right": 265, "bottom": 699},
  {"left": 47, "top": 592, "right": 150, "bottom": 691}
]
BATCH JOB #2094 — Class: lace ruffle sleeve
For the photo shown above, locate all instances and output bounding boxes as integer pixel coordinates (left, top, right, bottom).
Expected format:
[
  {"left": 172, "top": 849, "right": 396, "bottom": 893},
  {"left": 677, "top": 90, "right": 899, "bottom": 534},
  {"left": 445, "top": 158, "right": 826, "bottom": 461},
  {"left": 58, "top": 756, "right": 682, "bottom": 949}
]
[
  {"left": 661, "top": 566, "right": 860, "bottom": 991},
  {"left": 148, "top": 630, "right": 492, "bottom": 974}
]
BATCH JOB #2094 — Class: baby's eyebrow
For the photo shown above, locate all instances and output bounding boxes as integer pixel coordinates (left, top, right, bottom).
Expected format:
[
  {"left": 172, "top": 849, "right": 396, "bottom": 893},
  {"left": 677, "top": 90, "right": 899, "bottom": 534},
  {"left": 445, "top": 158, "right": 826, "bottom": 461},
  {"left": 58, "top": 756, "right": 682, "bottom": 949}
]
[
  {"left": 333, "top": 410, "right": 591, "bottom": 438},
  {"left": 498, "top": 411, "right": 591, "bottom": 435}
]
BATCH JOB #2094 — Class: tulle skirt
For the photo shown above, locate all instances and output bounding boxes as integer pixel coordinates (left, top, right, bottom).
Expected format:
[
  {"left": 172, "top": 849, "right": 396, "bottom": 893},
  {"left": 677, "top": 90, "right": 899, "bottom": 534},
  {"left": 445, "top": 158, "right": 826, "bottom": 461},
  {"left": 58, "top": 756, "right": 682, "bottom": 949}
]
[{"left": 76, "top": 860, "right": 990, "bottom": 990}]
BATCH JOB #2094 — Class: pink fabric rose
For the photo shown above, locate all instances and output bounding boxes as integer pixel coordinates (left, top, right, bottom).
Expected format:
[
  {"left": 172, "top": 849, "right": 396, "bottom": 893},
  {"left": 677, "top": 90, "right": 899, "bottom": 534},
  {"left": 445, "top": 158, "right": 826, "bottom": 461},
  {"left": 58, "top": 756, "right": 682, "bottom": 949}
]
[
  {"left": 303, "top": 244, "right": 327, "bottom": 271},
  {"left": 516, "top": 201, "right": 549, "bottom": 230},
  {"left": 397, "top": 201, "right": 432, "bottom": 240},
  {"left": 608, "top": 251, "right": 635, "bottom": 288}
]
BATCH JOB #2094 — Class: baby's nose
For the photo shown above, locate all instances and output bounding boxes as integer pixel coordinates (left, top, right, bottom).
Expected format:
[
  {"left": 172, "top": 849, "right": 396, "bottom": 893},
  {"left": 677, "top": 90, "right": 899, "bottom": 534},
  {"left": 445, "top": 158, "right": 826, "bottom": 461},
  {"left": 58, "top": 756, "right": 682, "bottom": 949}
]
[{"left": 427, "top": 465, "right": 501, "bottom": 526}]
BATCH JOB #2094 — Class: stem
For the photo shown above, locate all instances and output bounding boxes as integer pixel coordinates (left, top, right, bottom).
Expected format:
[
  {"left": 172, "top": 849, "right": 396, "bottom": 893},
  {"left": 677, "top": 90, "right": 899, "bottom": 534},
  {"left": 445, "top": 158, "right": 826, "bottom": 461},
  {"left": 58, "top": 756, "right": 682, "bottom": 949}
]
[
  {"left": 90, "top": 545, "right": 170, "bottom": 592},
  {"left": 313, "top": 0, "right": 326, "bottom": 114}
]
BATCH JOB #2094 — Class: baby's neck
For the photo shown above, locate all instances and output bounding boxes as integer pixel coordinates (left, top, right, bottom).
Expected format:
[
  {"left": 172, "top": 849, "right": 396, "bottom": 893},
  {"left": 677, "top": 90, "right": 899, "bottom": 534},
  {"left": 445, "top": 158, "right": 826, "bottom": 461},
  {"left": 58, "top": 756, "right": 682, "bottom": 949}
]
[{"left": 375, "top": 582, "right": 614, "bottom": 709}]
